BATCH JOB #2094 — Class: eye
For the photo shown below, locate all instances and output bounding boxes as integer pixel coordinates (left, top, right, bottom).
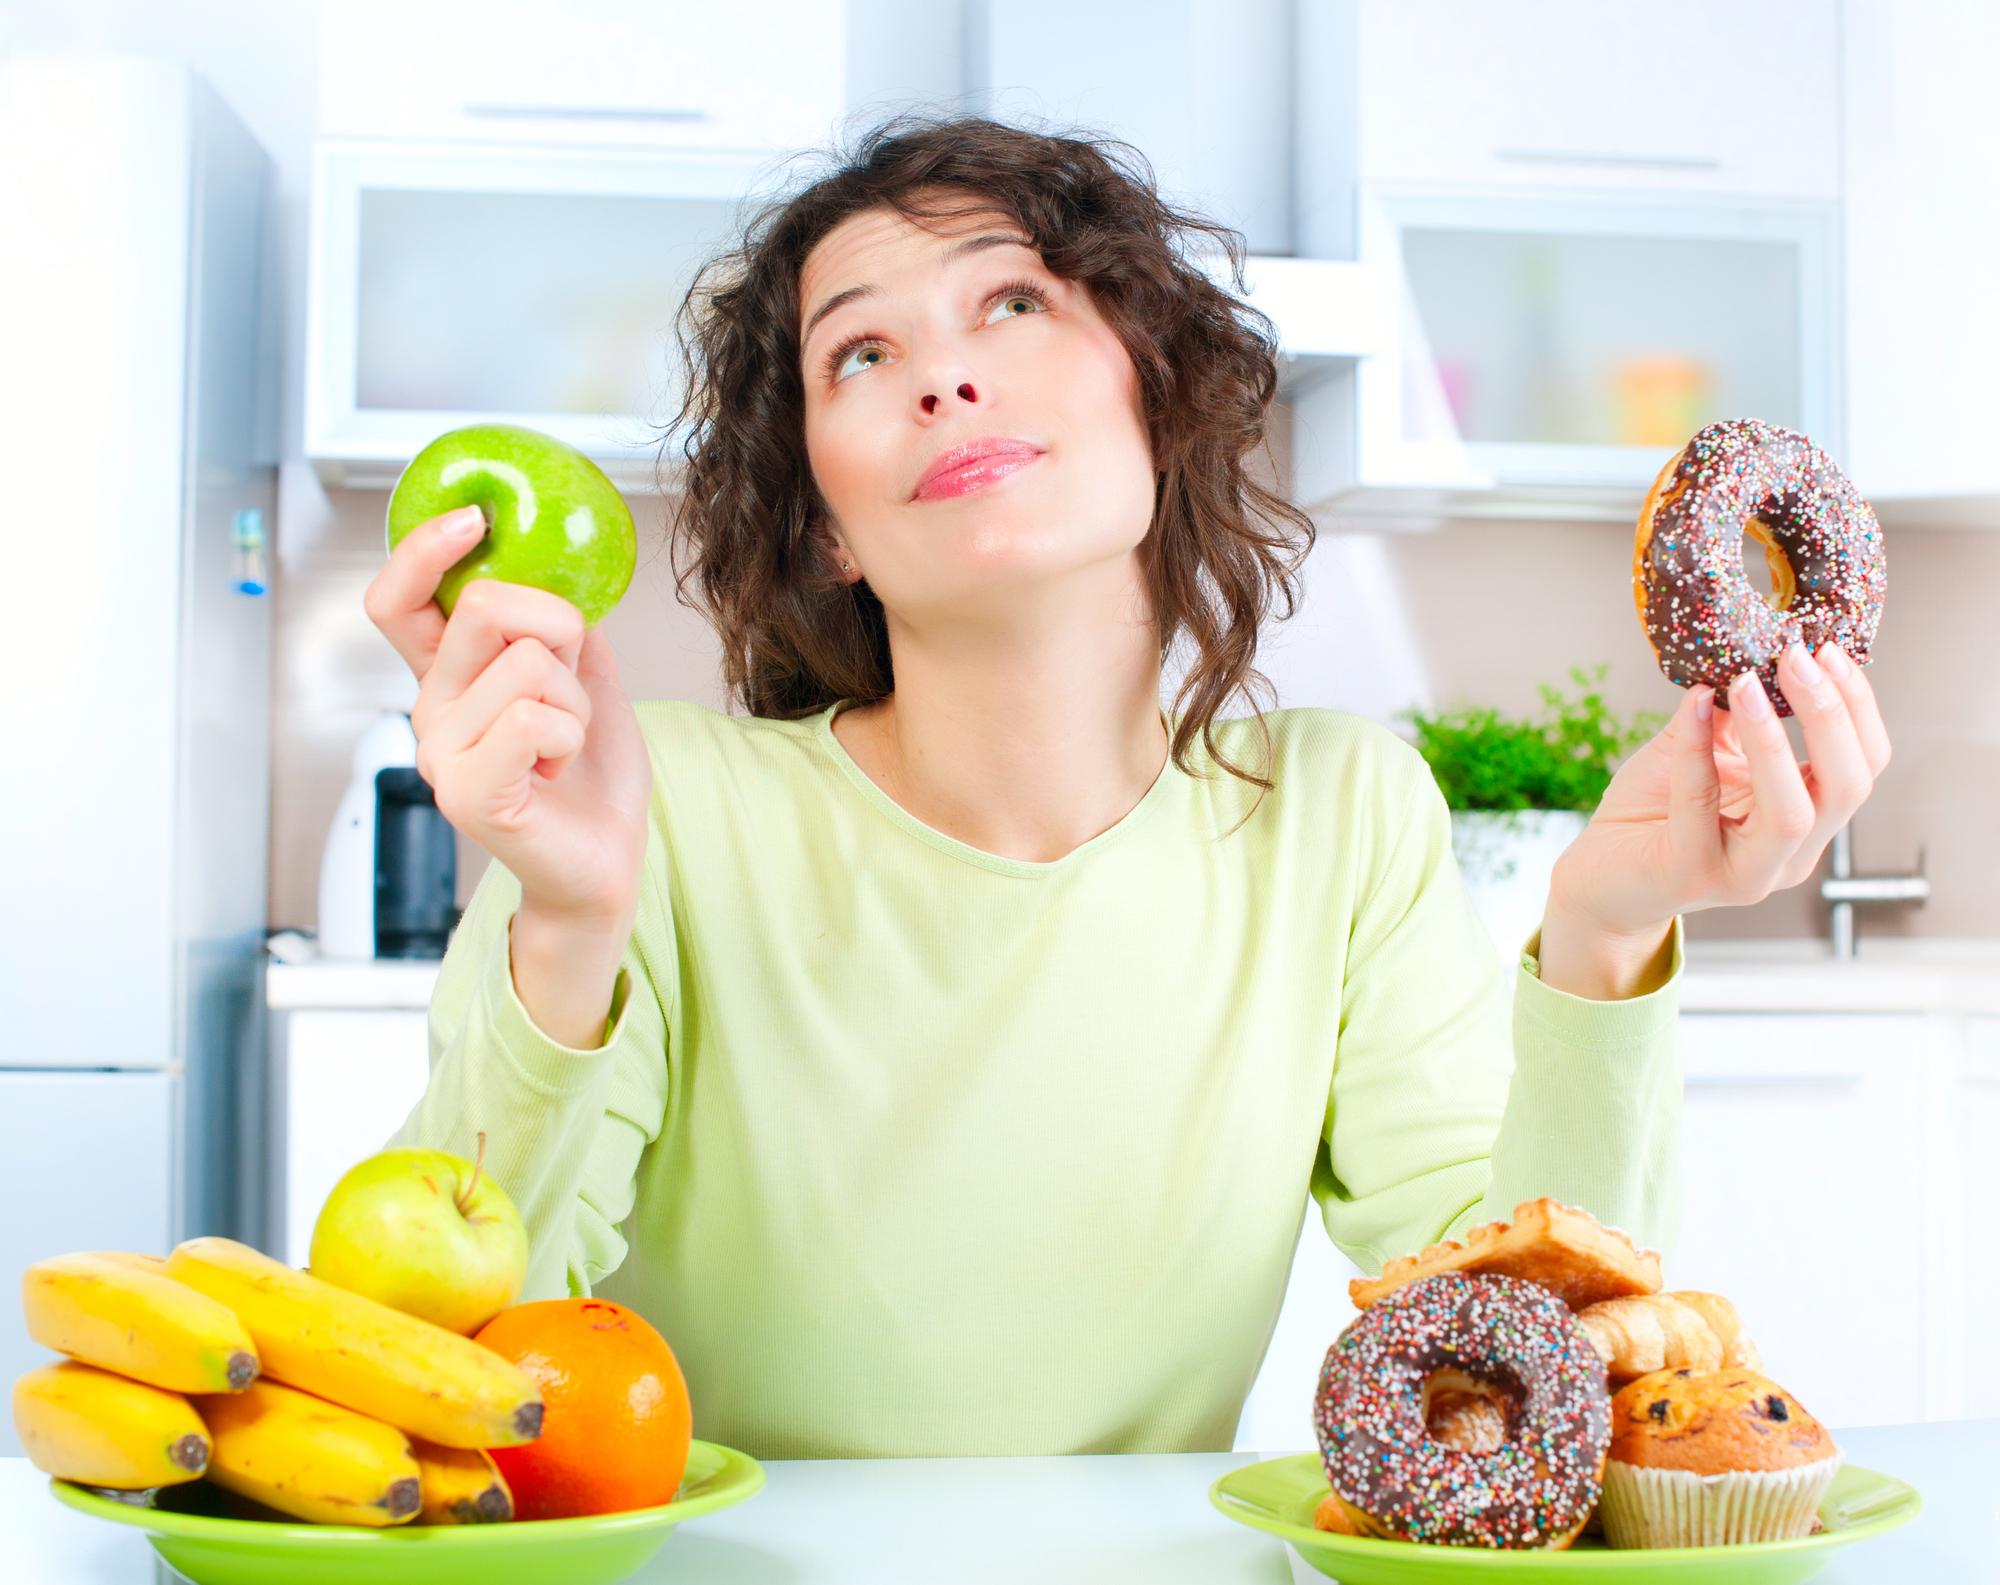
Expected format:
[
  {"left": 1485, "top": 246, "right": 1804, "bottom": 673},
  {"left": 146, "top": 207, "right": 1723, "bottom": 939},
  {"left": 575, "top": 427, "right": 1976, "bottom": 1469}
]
[
  {"left": 833, "top": 342, "right": 891, "bottom": 381},
  {"left": 983, "top": 283, "right": 1049, "bottom": 325}
]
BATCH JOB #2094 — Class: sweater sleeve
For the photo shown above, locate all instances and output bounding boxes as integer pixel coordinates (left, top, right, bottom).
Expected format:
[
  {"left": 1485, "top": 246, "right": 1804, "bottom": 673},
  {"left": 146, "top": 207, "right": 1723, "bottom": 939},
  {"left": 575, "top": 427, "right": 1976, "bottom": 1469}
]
[
  {"left": 389, "top": 843, "right": 674, "bottom": 1301},
  {"left": 1312, "top": 753, "right": 1683, "bottom": 1274}
]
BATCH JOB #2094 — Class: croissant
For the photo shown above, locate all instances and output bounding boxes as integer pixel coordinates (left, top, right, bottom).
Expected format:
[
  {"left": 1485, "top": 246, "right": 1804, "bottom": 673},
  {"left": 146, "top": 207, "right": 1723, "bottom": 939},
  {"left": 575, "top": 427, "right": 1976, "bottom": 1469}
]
[
  {"left": 1669, "top": 1290, "right": 1763, "bottom": 1373},
  {"left": 1576, "top": 1291, "right": 1760, "bottom": 1384}
]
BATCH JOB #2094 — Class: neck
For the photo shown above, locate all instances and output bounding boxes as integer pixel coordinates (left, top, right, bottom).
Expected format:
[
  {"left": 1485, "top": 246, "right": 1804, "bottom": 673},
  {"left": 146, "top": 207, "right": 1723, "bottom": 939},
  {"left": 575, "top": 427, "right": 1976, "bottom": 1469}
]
[{"left": 831, "top": 556, "right": 1168, "bottom": 863}]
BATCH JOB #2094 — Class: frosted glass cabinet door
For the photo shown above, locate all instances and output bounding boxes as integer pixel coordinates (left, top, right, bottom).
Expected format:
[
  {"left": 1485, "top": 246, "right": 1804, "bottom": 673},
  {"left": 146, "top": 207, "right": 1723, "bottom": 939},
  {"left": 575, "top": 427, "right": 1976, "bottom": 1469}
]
[
  {"left": 0, "top": 1071, "right": 174, "bottom": 1458},
  {"left": 307, "top": 143, "right": 767, "bottom": 482},
  {"left": 356, "top": 187, "right": 739, "bottom": 421},
  {"left": 1400, "top": 229, "right": 1801, "bottom": 449},
  {"left": 1348, "top": 192, "right": 1839, "bottom": 496}
]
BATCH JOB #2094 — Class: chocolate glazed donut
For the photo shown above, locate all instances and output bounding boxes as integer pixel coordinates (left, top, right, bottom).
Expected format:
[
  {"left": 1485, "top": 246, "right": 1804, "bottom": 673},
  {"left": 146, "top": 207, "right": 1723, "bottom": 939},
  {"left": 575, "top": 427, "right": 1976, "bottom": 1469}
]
[
  {"left": 1634, "top": 419, "right": 1886, "bottom": 715},
  {"left": 1314, "top": 1272, "right": 1610, "bottom": 1549}
]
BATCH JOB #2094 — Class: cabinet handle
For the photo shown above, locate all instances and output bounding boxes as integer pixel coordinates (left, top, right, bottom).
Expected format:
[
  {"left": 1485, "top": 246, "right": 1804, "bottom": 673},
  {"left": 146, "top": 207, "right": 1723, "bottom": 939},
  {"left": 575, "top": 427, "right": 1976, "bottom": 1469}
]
[
  {"left": 462, "top": 104, "right": 706, "bottom": 124},
  {"left": 1495, "top": 149, "right": 1720, "bottom": 173}
]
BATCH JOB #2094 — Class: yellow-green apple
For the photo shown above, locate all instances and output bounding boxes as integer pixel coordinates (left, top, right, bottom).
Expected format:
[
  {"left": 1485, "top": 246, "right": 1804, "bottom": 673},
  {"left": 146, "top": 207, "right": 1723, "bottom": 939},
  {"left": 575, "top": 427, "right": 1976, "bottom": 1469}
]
[
  {"left": 385, "top": 424, "right": 635, "bottom": 625},
  {"left": 309, "top": 1140, "right": 530, "bottom": 1335}
]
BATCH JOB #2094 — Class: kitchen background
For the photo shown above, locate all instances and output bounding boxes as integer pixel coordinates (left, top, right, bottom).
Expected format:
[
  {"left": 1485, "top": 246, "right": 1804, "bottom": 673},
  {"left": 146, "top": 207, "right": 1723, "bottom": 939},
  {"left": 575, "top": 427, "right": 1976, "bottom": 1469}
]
[{"left": 3, "top": 0, "right": 1999, "bottom": 1455}]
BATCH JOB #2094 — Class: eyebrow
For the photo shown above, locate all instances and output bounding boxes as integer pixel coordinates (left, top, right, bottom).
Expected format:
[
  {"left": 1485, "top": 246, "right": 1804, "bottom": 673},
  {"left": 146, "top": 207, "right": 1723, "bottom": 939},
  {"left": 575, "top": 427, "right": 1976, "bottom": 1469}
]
[{"left": 799, "top": 233, "right": 1037, "bottom": 351}]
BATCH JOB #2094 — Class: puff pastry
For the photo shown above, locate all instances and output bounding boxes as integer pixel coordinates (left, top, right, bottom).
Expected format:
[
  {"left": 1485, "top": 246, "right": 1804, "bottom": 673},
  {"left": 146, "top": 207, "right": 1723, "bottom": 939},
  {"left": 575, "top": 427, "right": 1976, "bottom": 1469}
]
[{"left": 1348, "top": 1198, "right": 1662, "bottom": 1313}]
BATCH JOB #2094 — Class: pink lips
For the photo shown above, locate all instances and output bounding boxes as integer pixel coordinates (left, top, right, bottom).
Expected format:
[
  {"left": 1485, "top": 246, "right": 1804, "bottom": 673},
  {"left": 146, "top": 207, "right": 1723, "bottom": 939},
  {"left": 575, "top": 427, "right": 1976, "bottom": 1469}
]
[{"left": 913, "top": 437, "right": 1045, "bottom": 501}]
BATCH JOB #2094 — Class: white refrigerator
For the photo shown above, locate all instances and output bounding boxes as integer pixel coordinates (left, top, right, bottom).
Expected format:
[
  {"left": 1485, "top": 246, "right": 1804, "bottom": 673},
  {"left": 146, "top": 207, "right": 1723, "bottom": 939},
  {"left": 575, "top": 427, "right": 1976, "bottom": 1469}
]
[{"left": 0, "top": 58, "right": 275, "bottom": 1452}]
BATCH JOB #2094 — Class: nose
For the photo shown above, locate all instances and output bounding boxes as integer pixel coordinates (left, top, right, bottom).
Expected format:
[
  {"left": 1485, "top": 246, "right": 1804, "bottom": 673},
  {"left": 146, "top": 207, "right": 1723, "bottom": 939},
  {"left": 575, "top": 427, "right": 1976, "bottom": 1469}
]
[{"left": 919, "top": 382, "right": 978, "bottom": 417}]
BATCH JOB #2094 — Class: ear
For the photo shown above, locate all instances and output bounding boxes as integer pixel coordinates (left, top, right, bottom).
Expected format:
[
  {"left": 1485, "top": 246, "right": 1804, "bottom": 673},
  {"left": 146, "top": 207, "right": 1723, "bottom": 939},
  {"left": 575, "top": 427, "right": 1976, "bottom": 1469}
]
[{"left": 808, "top": 520, "right": 862, "bottom": 585}]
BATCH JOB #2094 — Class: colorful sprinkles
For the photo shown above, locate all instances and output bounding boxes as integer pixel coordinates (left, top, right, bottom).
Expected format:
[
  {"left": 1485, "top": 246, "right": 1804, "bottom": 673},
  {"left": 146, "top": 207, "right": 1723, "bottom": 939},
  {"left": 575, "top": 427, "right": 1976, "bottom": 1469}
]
[
  {"left": 1635, "top": 418, "right": 1887, "bottom": 716},
  {"left": 1313, "top": 1273, "right": 1611, "bottom": 1549}
]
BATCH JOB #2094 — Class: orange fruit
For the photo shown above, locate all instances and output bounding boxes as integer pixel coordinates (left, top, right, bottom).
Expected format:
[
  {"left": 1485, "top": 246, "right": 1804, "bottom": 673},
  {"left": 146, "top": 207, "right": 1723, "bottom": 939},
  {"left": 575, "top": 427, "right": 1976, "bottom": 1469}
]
[{"left": 473, "top": 1298, "right": 691, "bottom": 1520}]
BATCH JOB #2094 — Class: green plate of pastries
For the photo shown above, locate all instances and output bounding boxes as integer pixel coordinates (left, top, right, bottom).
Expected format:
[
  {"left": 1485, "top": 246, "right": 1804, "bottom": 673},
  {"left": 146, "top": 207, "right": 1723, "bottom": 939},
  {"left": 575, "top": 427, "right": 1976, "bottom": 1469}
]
[{"left": 1208, "top": 1453, "right": 1922, "bottom": 1585}]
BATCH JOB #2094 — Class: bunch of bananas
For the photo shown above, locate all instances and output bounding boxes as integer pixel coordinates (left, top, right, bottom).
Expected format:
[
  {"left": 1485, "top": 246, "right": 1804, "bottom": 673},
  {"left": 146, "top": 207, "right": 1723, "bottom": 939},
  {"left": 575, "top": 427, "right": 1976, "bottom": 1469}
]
[{"left": 12, "top": 1239, "right": 534, "bottom": 1527}]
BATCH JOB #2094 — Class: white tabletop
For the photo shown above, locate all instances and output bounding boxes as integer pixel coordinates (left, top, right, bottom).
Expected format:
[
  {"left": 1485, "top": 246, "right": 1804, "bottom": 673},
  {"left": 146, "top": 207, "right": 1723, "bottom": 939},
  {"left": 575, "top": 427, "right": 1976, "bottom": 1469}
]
[{"left": 6, "top": 1420, "right": 1992, "bottom": 1584}]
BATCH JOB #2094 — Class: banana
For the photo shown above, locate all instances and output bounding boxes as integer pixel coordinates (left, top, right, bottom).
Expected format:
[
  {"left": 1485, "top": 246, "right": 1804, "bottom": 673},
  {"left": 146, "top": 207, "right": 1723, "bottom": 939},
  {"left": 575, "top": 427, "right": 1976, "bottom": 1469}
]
[
  {"left": 12, "top": 1361, "right": 210, "bottom": 1488},
  {"left": 23, "top": 1252, "right": 258, "bottom": 1394},
  {"left": 95, "top": 1251, "right": 168, "bottom": 1273},
  {"left": 410, "top": 1437, "right": 513, "bottom": 1524},
  {"left": 164, "top": 1238, "right": 541, "bottom": 1448},
  {"left": 199, "top": 1379, "right": 421, "bottom": 1527}
]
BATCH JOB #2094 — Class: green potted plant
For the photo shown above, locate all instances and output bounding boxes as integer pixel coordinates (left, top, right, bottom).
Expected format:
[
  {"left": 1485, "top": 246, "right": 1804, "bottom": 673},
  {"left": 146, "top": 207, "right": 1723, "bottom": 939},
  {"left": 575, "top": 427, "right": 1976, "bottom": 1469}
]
[{"left": 1403, "top": 668, "right": 1662, "bottom": 963}]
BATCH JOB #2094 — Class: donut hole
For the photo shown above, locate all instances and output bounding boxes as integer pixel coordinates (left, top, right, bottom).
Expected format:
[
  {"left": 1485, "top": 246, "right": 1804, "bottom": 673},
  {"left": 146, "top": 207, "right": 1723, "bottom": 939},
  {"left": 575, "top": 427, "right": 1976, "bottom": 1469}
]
[
  {"left": 1740, "top": 518, "right": 1798, "bottom": 612},
  {"left": 1421, "top": 1369, "right": 1514, "bottom": 1453}
]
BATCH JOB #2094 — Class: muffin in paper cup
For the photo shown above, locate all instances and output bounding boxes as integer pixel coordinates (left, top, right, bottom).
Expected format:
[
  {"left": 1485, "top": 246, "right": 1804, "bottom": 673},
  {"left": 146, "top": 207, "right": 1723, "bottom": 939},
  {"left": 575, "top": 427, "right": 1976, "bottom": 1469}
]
[
  {"left": 1603, "top": 1367, "right": 1840, "bottom": 1549},
  {"left": 1601, "top": 1450, "right": 1841, "bottom": 1547}
]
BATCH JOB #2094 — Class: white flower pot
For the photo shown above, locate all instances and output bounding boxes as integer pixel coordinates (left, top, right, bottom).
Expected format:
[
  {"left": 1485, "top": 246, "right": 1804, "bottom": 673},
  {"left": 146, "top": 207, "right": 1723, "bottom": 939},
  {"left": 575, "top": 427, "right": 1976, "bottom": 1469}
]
[{"left": 1450, "top": 810, "right": 1590, "bottom": 967}]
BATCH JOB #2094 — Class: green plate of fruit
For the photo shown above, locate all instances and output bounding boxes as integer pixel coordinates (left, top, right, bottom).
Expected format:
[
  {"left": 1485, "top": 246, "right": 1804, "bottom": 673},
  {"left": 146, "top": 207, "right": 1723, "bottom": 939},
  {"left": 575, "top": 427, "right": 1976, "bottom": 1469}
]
[
  {"left": 50, "top": 1437, "right": 763, "bottom": 1585},
  {"left": 1209, "top": 1453, "right": 1921, "bottom": 1585}
]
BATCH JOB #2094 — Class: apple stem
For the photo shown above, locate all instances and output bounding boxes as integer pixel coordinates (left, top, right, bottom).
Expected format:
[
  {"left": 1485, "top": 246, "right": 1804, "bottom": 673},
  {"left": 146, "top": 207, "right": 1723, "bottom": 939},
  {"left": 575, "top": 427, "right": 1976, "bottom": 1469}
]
[{"left": 458, "top": 1132, "right": 487, "bottom": 1217}]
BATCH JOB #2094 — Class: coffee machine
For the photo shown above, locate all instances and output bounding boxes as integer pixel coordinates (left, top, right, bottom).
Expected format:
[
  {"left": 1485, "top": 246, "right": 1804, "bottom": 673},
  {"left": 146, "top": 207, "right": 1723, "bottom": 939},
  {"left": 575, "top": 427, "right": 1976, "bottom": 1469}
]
[{"left": 318, "top": 712, "right": 458, "bottom": 959}]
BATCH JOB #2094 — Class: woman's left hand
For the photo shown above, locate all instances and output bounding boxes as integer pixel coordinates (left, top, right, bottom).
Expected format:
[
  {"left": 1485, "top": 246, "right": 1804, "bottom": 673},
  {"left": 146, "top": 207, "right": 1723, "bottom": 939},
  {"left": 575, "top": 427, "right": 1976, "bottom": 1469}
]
[{"left": 1537, "top": 643, "right": 1892, "bottom": 1000}]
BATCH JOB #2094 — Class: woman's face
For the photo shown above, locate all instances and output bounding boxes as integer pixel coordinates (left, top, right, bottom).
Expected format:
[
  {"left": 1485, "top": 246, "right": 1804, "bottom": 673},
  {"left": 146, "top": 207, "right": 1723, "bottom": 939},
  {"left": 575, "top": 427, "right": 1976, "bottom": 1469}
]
[{"left": 797, "top": 203, "right": 1158, "bottom": 628}]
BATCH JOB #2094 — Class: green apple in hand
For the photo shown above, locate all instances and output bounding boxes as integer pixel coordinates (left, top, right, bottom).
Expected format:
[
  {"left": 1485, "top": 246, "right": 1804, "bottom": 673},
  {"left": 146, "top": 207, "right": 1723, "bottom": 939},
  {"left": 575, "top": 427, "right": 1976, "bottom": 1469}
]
[
  {"left": 386, "top": 423, "right": 636, "bottom": 625},
  {"left": 309, "top": 1136, "right": 531, "bottom": 1335}
]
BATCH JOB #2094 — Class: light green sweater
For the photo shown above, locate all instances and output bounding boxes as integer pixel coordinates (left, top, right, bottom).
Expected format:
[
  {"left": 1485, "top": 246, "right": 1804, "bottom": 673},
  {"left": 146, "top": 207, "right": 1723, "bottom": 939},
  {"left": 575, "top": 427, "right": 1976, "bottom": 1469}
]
[{"left": 398, "top": 702, "right": 1681, "bottom": 1459}]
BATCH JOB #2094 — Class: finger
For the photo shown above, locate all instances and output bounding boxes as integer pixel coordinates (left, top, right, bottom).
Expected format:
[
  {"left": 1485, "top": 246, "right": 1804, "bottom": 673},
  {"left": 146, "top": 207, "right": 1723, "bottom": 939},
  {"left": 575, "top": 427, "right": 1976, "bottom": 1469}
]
[
  {"left": 1771, "top": 645, "right": 1875, "bottom": 887},
  {"left": 1709, "top": 699, "right": 1745, "bottom": 760},
  {"left": 577, "top": 626, "right": 624, "bottom": 693},
  {"left": 1703, "top": 704, "right": 1755, "bottom": 819},
  {"left": 424, "top": 578, "right": 587, "bottom": 705},
  {"left": 419, "top": 637, "right": 593, "bottom": 774},
  {"left": 441, "top": 698, "right": 589, "bottom": 833},
  {"left": 1817, "top": 643, "right": 1892, "bottom": 777},
  {"left": 1663, "top": 686, "right": 1725, "bottom": 883},
  {"left": 1720, "top": 670, "right": 1817, "bottom": 896},
  {"left": 362, "top": 506, "right": 487, "bottom": 677}
]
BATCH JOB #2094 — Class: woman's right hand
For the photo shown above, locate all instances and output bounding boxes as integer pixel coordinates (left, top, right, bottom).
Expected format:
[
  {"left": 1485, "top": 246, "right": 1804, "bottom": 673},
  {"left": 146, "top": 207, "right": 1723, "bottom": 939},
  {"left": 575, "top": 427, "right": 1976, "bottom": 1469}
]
[{"left": 365, "top": 505, "right": 653, "bottom": 1046}]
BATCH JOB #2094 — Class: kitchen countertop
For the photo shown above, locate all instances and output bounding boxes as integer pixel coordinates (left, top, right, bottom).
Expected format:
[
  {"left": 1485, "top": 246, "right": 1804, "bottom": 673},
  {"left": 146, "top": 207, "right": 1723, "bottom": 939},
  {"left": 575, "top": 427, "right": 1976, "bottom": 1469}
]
[
  {"left": 7, "top": 1420, "right": 1990, "bottom": 1584},
  {"left": 271, "top": 941, "right": 2000, "bottom": 1015},
  {"left": 265, "top": 958, "right": 439, "bottom": 1009},
  {"left": 1683, "top": 938, "right": 2000, "bottom": 1013}
]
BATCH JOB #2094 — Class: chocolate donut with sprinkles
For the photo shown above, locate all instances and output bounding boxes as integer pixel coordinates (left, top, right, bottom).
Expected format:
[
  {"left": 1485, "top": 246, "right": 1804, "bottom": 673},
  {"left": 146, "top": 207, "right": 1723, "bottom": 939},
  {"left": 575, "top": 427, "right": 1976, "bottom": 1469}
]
[
  {"left": 1634, "top": 418, "right": 1885, "bottom": 716},
  {"left": 1313, "top": 1272, "right": 1611, "bottom": 1549}
]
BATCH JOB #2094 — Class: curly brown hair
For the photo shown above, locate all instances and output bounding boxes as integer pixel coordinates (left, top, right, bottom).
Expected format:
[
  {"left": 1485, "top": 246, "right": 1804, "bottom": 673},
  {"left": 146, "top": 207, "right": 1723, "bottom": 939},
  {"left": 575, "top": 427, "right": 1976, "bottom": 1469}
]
[{"left": 666, "top": 115, "right": 1312, "bottom": 786}]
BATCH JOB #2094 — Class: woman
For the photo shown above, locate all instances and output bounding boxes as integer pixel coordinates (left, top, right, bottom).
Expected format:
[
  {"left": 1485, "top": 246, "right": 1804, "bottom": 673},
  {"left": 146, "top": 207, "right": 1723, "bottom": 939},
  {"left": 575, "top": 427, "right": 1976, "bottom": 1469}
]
[{"left": 366, "top": 120, "right": 1889, "bottom": 1459}]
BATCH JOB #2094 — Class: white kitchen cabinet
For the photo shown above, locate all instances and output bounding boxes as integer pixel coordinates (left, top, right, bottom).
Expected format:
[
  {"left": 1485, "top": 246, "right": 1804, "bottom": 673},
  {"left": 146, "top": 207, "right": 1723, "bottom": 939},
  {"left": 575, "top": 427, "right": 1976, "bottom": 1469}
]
[
  {"left": 1954, "top": 1020, "right": 2000, "bottom": 1419},
  {"left": 1841, "top": 0, "right": 2000, "bottom": 518},
  {"left": 318, "top": 0, "right": 846, "bottom": 157},
  {"left": 1297, "top": 0, "right": 1840, "bottom": 261},
  {"left": 1240, "top": 984, "right": 1991, "bottom": 1450},
  {"left": 306, "top": 141, "right": 763, "bottom": 488},
  {"left": 1340, "top": 0, "right": 1839, "bottom": 209},
  {"left": 276, "top": 1010, "right": 432, "bottom": 1266},
  {"left": 0, "top": 1073, "right": 175, "bottom": 1457},
  {"left": 1675, "top": 1014, "right": 1933, "bottom": 1429},
  {"left": 1290, "top": 0, "right": 1843, "bottom": 517},
  {"left": 1292, "top": 191, "right": 1839, "bottom": 516},
  {"left": 267, "top": 963, "right": 439, "bottom": 1265}
]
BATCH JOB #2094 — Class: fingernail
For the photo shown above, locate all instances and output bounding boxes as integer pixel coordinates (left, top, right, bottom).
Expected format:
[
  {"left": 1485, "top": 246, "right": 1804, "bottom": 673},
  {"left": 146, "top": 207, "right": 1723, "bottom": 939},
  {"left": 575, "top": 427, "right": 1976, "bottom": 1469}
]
[
  {"left": 1819, "top": 643, "right": 1853, "bottom": 679},
  {"left": 441, "top": 505, "right": 485, "bottom": 538},
  {"left": 1693, "top": 686, "right": 1713, "bottom": 722},
  {"left": 1788, "top": 644, "right": 1823, "bottom": 687},
  {"left": 1732, "top": 671, "right": 1774, "bottom": 719}
]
